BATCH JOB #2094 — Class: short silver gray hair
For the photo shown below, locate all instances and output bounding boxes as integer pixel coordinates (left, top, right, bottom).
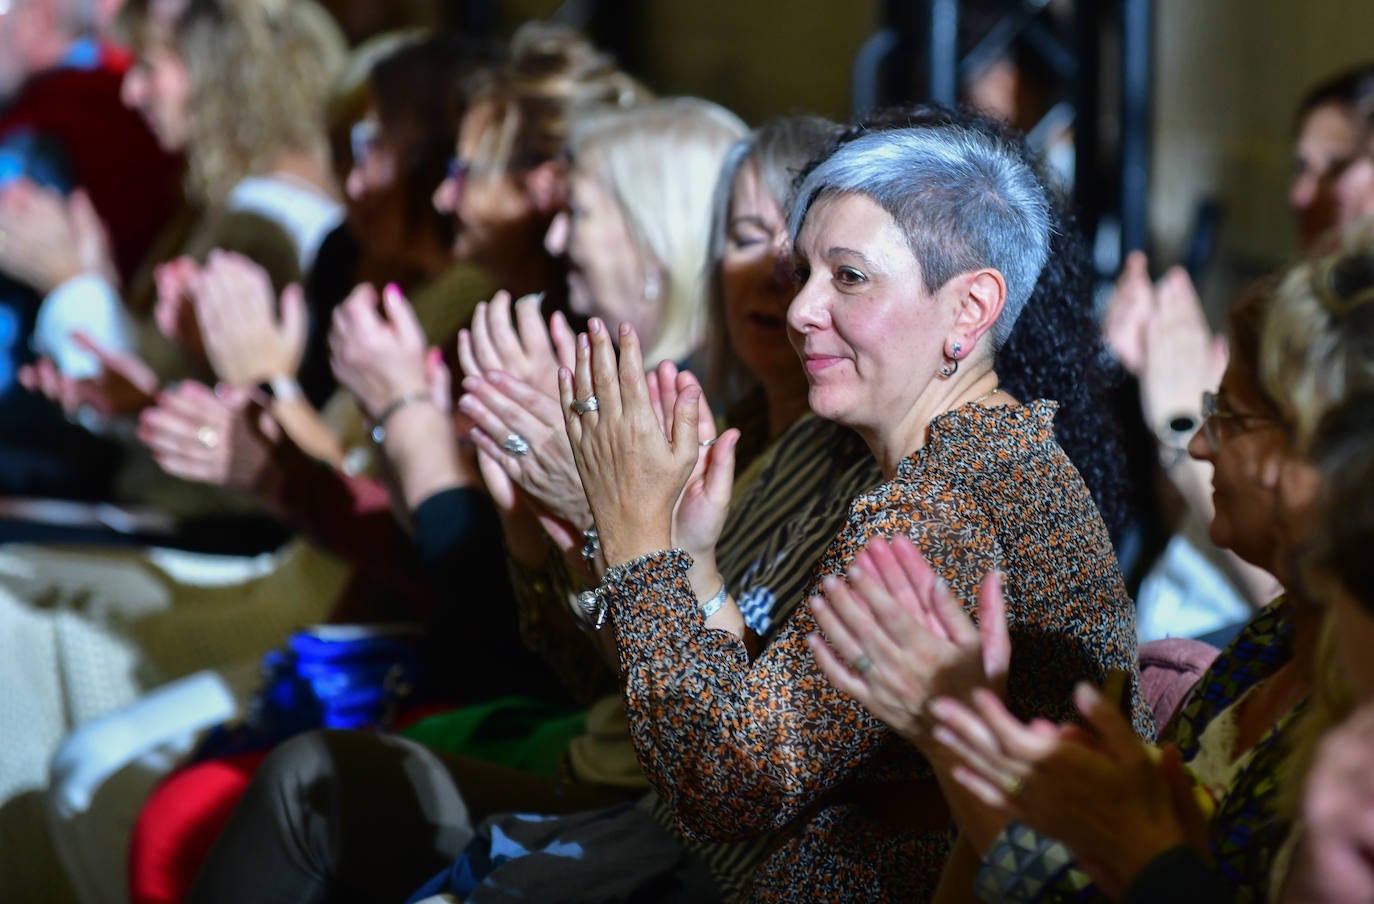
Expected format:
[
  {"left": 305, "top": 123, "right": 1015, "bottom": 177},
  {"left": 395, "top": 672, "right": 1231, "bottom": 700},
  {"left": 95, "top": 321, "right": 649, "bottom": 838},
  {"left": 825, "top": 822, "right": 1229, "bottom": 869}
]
[{"left": 788, "top": 124, "right": 1051, "bottom": 349}]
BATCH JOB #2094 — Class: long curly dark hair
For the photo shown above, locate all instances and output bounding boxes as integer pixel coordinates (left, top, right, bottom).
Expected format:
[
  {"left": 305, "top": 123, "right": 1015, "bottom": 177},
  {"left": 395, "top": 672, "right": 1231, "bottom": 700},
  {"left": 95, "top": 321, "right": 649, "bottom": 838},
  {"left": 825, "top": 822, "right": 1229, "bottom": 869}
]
[{"left": 811, "top": 103, "right": 1136, "bottom": 544}]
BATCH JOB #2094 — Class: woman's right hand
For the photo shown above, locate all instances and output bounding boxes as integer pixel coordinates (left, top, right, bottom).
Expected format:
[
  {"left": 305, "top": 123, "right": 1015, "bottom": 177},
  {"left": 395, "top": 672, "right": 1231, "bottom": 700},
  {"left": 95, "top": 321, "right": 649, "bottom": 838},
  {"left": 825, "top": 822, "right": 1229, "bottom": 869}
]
[
  {"left": 329, "top": 282, "right": 430, "bottom": 419},
  {"left": 560, "top": 319, "right": 703, "bottom": 569},
  {"left": 458, "top": 370, "right": 594, "bottom": 530},
  {"left": 190, "top": 251, "right": 307, "bottom": 386},
  {"left": 928, "top": 681, "right": 1208, "bottom": 895},
  {"left": 457, "top": 290, "right": 575, "bottom": 399},
  {"left": 153, "top": 256, "right": 206, "bottom": 360},
  {"left": 18, "top": 330, "right": 159, "bottom": 420},
  {"left": 136, "top": 381, "right": 281, "bottom": 491}
]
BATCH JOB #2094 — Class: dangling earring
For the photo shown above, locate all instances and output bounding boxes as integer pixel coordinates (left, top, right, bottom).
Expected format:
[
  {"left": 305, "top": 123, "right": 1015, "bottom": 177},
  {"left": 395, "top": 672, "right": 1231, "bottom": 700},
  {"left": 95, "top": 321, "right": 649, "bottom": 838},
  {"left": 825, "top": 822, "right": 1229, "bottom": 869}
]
[
  {"left": 643, "top": 268, "right": 662, "bottom": 304},
  {"left": 938, "top": 342, "right": 961, "bottom": 378}
]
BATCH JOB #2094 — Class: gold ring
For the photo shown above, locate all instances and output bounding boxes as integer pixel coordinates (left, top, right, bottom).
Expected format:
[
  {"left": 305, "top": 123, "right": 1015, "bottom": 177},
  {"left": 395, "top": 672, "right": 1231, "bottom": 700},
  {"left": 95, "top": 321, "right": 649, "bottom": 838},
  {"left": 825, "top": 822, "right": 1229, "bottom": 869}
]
[
  {"left": 1002, "top": 775, "right": 1024, "bottom": 797},
  {"left": 196, "top": 425, "right": 220, "bottom": 449}
]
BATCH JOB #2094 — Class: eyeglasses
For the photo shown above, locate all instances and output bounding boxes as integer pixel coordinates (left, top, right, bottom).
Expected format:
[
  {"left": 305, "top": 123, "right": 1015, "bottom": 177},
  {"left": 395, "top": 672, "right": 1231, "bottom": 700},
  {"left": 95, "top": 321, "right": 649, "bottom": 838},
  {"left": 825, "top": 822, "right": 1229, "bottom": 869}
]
[
  {"left": 350, "top": 119, "right": 381, "bottom": 167},
  {"left": 1200, "top": 390, "right": 1280, "bottom": 452},
  {"left": 444, "top": 158, "right": 471, "bottom": 196}
]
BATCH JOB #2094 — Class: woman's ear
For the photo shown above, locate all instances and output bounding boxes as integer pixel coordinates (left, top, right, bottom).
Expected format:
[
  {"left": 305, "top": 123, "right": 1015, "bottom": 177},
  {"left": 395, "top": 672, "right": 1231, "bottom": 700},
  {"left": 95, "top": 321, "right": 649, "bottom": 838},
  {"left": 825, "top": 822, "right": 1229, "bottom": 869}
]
[
  {"left": 949, "top": 268, "right": 1008, "bottom": 355},
  {"left": 523, "top": 160, "right": 567, "bottom": 215}
]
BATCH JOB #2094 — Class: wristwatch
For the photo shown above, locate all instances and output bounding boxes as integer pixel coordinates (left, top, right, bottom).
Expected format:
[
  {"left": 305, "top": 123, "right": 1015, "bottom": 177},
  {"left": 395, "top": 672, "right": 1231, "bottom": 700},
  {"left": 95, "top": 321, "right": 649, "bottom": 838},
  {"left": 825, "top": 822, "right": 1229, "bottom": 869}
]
[
  {"left": 255, "top": 375, "right": 303, "bottom": 404},
  {"left": 1155, "top": 412, "right": 1200, "bottom": 467}
]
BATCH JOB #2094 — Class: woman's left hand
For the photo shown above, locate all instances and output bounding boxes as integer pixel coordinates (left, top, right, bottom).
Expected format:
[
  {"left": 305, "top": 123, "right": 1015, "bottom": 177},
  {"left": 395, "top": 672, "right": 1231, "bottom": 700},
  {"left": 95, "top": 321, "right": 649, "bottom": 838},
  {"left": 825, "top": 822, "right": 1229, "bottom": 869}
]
[
  {"left": 459, "top": 369, "right": 593, "bottom": 530},
  {"left": 560, "top": 319, "right": 701, "bottom": 568},
  {"left": 807, "top": 534, "right": 1010, "bottom": 750}
]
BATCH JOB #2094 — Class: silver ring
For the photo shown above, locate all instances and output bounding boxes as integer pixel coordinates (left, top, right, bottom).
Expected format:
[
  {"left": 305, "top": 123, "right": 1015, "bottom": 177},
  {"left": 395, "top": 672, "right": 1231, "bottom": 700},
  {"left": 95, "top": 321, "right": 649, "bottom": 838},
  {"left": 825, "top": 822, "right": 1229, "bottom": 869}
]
[
  {"left": 501, "top": 433, "right": 531, "bottom": 457},
  {"left": 196, "top": 425, "right": 220, "bottom": 450},
  {"left": 851, "top": 653, "right": 873, "bottom": 676},
  {"left": 570, "top": 395, "right": 600, "bottom": 415}
]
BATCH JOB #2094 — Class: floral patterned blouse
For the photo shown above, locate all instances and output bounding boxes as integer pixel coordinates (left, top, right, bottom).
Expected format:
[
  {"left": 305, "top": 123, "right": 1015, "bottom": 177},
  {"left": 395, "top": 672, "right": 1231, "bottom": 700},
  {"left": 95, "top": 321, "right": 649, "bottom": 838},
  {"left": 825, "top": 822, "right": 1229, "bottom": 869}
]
[{"left": 598, "top": 400, "right": 1150, "bottom": 901}]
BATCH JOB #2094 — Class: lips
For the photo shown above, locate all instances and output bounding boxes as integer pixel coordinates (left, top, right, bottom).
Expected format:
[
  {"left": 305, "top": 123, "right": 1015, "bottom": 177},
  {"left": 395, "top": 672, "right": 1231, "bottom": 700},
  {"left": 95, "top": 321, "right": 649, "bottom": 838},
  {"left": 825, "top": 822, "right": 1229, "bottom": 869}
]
[{"left": 801, "top": 353, "right": 846, "bottom": 375}]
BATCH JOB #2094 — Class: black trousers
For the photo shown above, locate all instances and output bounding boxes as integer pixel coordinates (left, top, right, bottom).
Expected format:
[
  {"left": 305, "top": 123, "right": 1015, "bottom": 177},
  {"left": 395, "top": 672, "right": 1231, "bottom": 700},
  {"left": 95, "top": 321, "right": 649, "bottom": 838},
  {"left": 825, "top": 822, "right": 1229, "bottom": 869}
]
[{"left": 186, "top": 730, "right": 640, "bottom": 904}]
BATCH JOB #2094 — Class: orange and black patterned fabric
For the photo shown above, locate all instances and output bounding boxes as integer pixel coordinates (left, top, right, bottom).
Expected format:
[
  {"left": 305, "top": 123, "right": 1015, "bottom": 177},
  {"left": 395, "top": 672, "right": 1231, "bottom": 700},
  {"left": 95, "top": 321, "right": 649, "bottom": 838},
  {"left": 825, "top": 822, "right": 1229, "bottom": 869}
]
[{"left": 598, "top": 400, "right": 1151, "bottom": 901}]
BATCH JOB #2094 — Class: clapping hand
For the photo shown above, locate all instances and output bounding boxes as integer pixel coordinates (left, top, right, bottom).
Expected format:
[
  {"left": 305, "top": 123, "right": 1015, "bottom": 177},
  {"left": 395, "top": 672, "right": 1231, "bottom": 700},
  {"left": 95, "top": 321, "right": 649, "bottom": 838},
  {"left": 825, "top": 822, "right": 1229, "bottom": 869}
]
[
  {"left": 191, "top": 251, "right": 307, "bottom": 387},
  {"left": 807, "top": 534, "right": 1010, "bottom": 750},
  {"left": 560, "top": 320, "right": 725, "bottom": 569},
  {"left": 329, "top": 282, "right": 429, "bottom": 419},
  {"left": 19, "top": 330, "right": 159, "bottom": 420}
]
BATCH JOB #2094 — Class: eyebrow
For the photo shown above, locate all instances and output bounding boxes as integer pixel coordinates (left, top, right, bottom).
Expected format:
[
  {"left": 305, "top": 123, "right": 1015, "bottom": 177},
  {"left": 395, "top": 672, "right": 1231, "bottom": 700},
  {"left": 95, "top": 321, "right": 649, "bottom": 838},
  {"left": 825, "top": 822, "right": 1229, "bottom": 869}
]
[
  {"left": 827, "top": 246, "right": 875, "bottom": 264},
  {"left": 729, "top": 215, "right": 776, "bottom": 230}
]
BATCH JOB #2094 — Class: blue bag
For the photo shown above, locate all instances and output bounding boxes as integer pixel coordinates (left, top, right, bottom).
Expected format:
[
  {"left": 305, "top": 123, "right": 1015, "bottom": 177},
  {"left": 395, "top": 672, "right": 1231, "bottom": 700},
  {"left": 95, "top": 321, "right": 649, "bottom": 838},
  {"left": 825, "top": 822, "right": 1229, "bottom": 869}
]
[{"left": 190, "top": 624, "right": 423, "bottom": 763}]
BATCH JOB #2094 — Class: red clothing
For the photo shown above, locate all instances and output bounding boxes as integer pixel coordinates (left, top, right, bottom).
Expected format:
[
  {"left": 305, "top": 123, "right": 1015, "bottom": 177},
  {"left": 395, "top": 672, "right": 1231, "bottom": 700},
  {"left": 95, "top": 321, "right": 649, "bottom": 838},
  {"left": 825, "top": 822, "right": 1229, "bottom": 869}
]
[{"left": 0, "top": 43, "right": 182, "bottom": 282}]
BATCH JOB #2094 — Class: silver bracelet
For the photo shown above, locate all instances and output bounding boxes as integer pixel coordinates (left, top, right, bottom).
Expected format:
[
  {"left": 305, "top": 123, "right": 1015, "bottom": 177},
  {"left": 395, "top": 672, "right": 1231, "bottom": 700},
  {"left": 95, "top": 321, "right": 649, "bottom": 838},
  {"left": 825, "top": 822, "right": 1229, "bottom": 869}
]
[
  {"left": 580, "top": 527, "right": 600, "bottom": 568},
  {"left": 698, "top": 584, "right": 728, "bottom": 619},
  {"left": 576, "top": 590, "right": 608, "bottom": 629}
]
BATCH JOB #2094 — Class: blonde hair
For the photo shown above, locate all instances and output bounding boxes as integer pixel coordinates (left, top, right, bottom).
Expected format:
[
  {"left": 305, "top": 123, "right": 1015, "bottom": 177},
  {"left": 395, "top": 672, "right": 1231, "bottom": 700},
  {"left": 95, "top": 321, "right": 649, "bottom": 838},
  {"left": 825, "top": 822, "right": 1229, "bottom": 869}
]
[
  {"left": 570, "top": 97, "right": 748, "bottom": 364},
  {"left": 1261, "top": 224, "right": 1374, "bottom": 450},
  {"left": 1261, "top": 228, "right": 1374, "bottom": 819},
  {"left": 126, "top": 0, "right": 347, "bottom": 205},
  {"left": 465, "top": 21, "right": 649, "bottom": 178}
]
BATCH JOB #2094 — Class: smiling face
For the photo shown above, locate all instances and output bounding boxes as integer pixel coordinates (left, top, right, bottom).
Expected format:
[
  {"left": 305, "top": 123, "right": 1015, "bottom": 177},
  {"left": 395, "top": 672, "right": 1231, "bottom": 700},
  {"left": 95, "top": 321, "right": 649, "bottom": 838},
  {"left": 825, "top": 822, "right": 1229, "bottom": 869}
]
[
  {"left": 121, "top": 17, "right": 193, "bottom": 153},
  {"left": 1187, "top": 363, "right": 1287, "bottom": 572},
  {"left": 721, "top": 159, "right": 804, "bottom": 397},
  {"left": 787, "top": 192, "right": 953, "bottom": 442}
]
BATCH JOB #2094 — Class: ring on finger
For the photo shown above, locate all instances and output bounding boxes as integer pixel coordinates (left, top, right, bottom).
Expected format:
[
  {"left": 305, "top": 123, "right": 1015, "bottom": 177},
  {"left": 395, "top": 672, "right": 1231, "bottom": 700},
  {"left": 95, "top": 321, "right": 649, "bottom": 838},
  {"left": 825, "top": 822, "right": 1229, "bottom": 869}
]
[
  {"left": 196, "top": 425, "right": 220, "bottom": 450},
  {"left": 501, "top": 432, "right": 532, "bottom": 457},
  {"left": 1001, "top": 775, "right": 1024, "bottom": 797},
  {"left": 851, "top": 653, "right": 873, "bottom": 676},
  {"left": 570, "top": 395, "right": 599, "bottom": 415}
]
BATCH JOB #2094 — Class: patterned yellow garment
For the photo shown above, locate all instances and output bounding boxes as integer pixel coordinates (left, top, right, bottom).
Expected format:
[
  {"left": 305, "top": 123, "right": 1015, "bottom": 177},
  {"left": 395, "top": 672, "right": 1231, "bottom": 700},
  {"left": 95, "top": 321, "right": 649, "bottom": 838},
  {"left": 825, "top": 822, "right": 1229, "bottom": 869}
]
[{"left": 598, "top": 401, "right": 1151, "bottom": 901}]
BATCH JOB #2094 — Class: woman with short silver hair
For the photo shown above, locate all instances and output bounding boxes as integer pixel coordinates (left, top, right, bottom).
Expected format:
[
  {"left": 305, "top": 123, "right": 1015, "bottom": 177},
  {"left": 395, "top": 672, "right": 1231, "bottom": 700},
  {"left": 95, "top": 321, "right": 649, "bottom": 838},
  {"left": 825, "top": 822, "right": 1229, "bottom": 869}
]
[{"left": 563, "top": 122, "right": 1147, "bottom": 900}]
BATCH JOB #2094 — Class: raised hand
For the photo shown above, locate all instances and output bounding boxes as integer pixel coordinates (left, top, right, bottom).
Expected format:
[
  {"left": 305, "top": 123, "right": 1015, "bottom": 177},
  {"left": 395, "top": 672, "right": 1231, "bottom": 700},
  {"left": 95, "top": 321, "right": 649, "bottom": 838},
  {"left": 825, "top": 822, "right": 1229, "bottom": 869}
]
[
  {"left": 1139, "top": 265, "right": 1228, "bottom": 431},
  {"left": 153, "top": 256, "right": 206, "bottom": 359},
  {"left": 192, "top": 251, "right": 307, "bottom": 386},
  {"left": 19, "top": 330, "right": 159, "bottom": 420},
  {"left": 458, "top": 369, "right": 593, "bottom": 530},
  {"left": 928, "top": 681, "right": 1208, "bottom": 895},
  {"left": 0, "top": 180, "right": 117, "bottom": 293},
  {"left": 329, "top": 282, "right": 429, "bottom": 419},
  {"left": 1102, "top": 250, "right": 1153, "bottom": 376},
  {"left": 136, "top": 381, "right": 281, "bottom": 491},
  {"left": 457, "top": 291, "right": 572, "bottom": 400},
  {"left": 807, "top": 534, "right": 1010, "bottom": 749},
  {"left": 559, "top": 319, "right": 701, "bottom": 569}
]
